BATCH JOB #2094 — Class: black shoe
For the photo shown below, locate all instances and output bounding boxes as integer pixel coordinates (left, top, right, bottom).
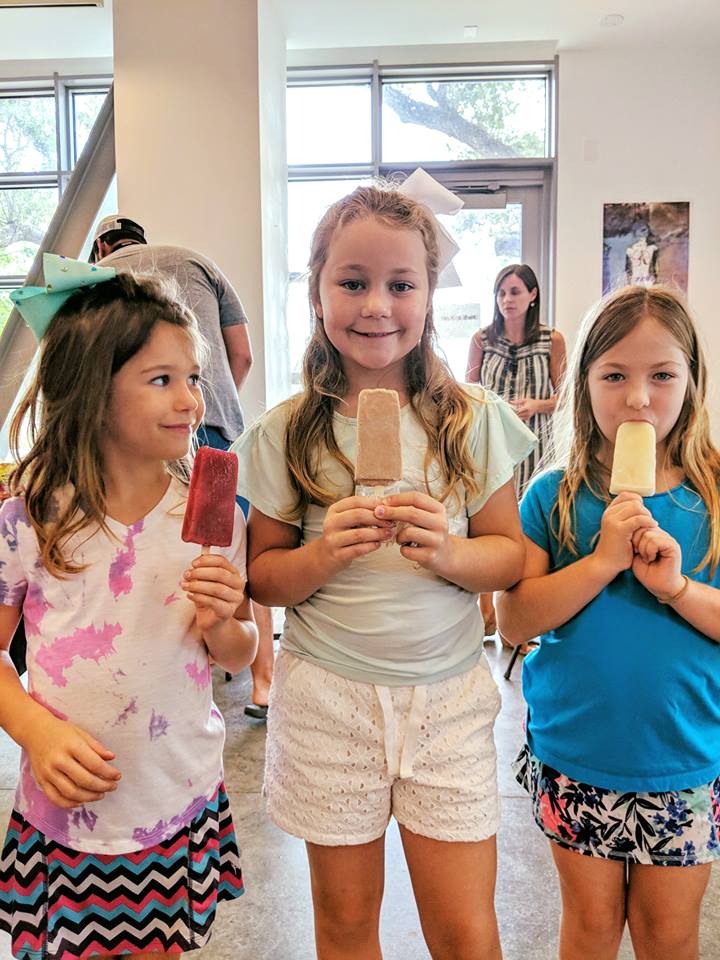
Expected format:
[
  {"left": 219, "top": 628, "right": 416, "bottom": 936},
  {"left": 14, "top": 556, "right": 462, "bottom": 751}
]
[{"left": 244, "top": 703, "right": 268, "bottom": 720}]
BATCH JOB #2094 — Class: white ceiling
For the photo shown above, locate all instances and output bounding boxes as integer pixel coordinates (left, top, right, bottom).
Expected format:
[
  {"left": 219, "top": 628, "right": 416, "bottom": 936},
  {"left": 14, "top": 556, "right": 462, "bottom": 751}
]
[
  {"left": 0, "top": 0, "right": 717, "bottom": 64},
  {"left": 276, "top": 0, "right": 719, "bottom": 52},
  {"left": 0, "top": 0, "right": 112, "bottom": 62}
]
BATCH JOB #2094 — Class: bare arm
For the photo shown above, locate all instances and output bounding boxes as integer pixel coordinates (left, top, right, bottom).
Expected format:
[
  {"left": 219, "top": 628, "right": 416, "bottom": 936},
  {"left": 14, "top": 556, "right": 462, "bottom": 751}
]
[
  {"left": 0, "top": 606, "right": 122, "bottom": 808},
  {"left": 496, "top": 537, "right": 617, "bottom": 645},
  {"left": 377, "top": 479, "right": 526, "bottom": 594},
  {"left": 465, "top": 330, "right": 483, "bottom": 382},
  {"left": 183, "top": 554, "right": 258, "bottom": 673},
  {"left": 222, "top": 323, "right": 253, "bottom": 392},
  {"left": 247, "top": 497, "right": 395, "bottom": 607},
  {"left": 0, "top": 606, "right": 47, "bottom": 748},
  {"left": 496, "top": 491, "right": 658, "bottom": 645},
  {"left": 631, "top": 525, "right": 720, "bottom": 642}
]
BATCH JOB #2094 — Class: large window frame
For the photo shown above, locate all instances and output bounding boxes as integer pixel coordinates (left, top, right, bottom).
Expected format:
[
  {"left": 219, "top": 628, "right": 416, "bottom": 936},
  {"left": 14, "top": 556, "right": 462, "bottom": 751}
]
[
  {"left": 0, "top": 72, "right": 111, "bottom": 304},
  {"left": 286, "top": 60, "right": 558, "bottom": 383}
]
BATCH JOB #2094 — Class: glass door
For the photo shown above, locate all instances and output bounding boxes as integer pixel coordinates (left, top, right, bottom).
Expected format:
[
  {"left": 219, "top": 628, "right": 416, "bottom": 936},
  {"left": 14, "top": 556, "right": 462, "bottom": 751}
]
[{"left": 433, "top": 183, "right": 545, "bottom": 381}]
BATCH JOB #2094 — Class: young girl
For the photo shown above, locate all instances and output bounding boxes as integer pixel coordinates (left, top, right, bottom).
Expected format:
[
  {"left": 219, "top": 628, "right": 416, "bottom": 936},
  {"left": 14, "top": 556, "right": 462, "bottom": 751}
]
[
  {"left": 497, "top": 286, "right": 720, "bottom": 960},
  {"left": 233, "top": 183, "right": 535, "bottom": 960},
  {"left": 0, "top": 265, "right": 257, "bottom": 960}
]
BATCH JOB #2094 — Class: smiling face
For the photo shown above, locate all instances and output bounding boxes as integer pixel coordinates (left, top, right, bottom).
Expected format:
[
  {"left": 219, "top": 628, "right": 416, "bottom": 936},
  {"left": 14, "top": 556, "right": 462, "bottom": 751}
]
[
  {"left": 313, "top": 216, "right": 431, "bottom": 397},
  {"left": 495, "top": 271, "right": 537, "bottom": 324},
  {"left": 587, "top": 315, "right": 689, "bottom": 462},
  {"left": 103, "top": 320, "right": 205, "bottom": 464}
]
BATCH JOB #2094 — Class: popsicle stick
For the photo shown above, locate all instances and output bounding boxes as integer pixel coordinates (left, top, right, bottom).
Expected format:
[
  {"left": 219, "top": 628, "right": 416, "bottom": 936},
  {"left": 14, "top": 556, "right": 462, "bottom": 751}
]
[{"left": 201, "top": 545, "right": 211, "bottom": 555}]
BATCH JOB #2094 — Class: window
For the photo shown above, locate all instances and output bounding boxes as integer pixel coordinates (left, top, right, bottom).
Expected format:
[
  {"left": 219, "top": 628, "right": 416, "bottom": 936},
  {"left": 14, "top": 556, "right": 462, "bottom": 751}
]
[
  {"left": 0, "top": 77, "right": 110, "bottom": 336},
  {"left": 286, "top": 63, "right": 555, "bottom": 389},
  {"left": 382, "top": 76, "right": 548, "bottom": 163}
]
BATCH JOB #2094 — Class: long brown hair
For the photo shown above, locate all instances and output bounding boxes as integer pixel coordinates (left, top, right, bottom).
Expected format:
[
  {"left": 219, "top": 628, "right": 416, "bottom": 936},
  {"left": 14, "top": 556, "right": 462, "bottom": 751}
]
[
  {"left": 551, "top": 285, "right": 720, "bottom": 573},
  {"left": 485, "top": 263, "right": 541, "bottom": 345},
  {"left": 10, "top": 272, "right": 205, "bottom": 577},
  {"left": 283, "top": 182, "right": 481, "bottom": 518}
]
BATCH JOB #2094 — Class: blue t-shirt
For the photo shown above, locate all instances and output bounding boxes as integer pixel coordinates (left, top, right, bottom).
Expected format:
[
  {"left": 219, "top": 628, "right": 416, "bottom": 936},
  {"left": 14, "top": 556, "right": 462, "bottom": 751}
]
[{"left": 520, "top": 469, "right": 720, "bottom": 792}]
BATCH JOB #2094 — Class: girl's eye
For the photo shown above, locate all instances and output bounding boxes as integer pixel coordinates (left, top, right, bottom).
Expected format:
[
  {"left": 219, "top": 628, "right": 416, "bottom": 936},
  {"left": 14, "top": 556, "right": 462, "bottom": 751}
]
[
  {"left": 341, "top": 279, "right": 363, "bottom": 291},
  {"left": 392, "top": 281, "right": 414, "bottom": 293},
  {"left": 189, "top": 373, "right": 201, "bottom": 386},
  {"left": 653, "top": 371, "right": 674, "bottom": 381},
  {"left": 150, "top": 374, "right": 170, "bottom": 386},
  {"left": 603, "top": 373, "right": 624, "bottom": 382}
]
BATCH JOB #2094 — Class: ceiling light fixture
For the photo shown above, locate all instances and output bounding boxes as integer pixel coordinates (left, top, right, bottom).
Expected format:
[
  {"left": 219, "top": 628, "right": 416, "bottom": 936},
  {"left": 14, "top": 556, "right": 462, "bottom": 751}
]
[
  {"left": 600, "top": 13, "right": 624, "bottom": 27},
  {"left": 463, "top": 25, "right": 479, "bottom": 40}
]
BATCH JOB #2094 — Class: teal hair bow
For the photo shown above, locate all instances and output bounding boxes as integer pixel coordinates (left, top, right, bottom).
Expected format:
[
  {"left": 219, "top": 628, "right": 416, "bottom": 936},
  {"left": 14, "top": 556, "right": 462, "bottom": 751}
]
[{"left": 10, "top": 253, "right": 117, "bottom": 341}]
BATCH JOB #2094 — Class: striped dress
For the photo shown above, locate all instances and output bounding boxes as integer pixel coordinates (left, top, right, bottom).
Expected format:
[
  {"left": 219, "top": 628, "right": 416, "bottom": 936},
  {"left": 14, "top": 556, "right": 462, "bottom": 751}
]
[{"left": 477, "top": 325, "right": 554, "bottom": 496}]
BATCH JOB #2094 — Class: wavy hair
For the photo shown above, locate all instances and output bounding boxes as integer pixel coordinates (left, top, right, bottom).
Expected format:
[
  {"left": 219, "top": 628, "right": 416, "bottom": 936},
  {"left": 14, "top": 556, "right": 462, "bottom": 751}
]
[
  {"left": 485, "top": 263, "right": 541, "bottom": 345},
  {"left": 283, "top": 181, "right": 481, "bottom": 518},
  {"left": 550, "top": 285, "right": 720, "bottom": 574},
  {"left": 9, "top": 272, "right": 205, "bottom": 577}
]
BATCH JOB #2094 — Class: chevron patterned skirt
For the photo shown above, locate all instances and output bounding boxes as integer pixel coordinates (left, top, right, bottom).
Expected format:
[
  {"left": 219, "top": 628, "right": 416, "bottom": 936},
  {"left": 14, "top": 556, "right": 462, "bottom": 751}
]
[{"left": 0, "top": 782, "right": 244, "bottom": 959}]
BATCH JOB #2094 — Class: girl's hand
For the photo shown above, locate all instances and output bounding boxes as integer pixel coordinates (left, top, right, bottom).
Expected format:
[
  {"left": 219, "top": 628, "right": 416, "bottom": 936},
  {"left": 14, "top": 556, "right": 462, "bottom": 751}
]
[
  {"left": 374, "top": 491, "right": 450, "bottom": 572},
  {"left": 631, "top": 526, "right": 684, "bottom": 599},
  {"left": 183, "top": 555, "right": 247, "bottom": 632},
  {"left": 23, "top": 715, "right": 121, "bottom": 809},
  {"left": 510, "top": 398, "right": 540, "bottom": 420},
  {"left": 320, "top": 495, "right": 396, "bottom": 572},
  {"left": 594, "top": 492, "right": 658, "bottom": 577}
]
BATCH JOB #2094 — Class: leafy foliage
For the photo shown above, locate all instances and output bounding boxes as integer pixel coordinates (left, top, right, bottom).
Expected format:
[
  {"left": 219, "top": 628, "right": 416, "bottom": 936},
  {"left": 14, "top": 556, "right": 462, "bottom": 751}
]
[{"left": 384, "top": 79, "right": 546, "bottom": 160}]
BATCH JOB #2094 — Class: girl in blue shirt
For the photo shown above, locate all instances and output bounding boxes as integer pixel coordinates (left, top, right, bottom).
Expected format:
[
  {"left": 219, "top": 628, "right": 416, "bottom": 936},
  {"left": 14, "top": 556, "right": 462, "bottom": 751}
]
[{"left": 498, "top": 285, "right": 720, "bottom": 960}]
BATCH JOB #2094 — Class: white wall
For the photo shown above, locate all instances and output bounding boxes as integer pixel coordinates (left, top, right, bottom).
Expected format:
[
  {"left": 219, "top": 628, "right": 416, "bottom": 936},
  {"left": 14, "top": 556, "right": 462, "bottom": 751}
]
[
  {"left": 258, "top": 0, "right": 289, "bottom": 409},
  {"left": 112, "top": 0, "right": 286, "bottom": 424},
  {"left": 555, "top": 46, "right": 720, "bottom": 427}
]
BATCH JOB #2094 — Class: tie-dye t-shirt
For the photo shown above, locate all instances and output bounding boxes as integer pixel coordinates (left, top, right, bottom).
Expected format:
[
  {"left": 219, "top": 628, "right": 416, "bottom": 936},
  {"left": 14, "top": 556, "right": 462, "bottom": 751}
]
[{"left": 0, "top": 478, "right": 246, "bottom": 854}]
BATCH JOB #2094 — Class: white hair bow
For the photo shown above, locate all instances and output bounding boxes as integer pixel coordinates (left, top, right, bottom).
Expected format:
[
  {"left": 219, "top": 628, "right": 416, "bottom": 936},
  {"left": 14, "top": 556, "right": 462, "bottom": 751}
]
[{"left": 398, "top": 167, "right": 463, "bottom": 287}]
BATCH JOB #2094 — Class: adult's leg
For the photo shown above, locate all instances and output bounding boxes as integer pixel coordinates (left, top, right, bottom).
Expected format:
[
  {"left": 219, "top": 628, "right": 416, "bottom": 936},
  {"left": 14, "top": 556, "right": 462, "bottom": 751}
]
[
  {"left": 626, "top": 861, "right": 711, "bottom": 960},
  {"left": 551, "top": 843, "right": 627, "bottom": 960},
  {"left": 306, "top": 836, "right": 386, "bottom": 960},
  {"left": 249, "top": 601, "right": 274, "bottom": 707},
  {"left": 400, "top": 826, "right": 501, "bottom": 960}
]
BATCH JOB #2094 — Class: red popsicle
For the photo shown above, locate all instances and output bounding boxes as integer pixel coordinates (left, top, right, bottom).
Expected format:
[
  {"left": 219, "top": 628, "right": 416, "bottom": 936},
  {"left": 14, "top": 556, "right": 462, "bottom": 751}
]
[{"left": 182, "top": 447, "right": 238, "bottom": 553}]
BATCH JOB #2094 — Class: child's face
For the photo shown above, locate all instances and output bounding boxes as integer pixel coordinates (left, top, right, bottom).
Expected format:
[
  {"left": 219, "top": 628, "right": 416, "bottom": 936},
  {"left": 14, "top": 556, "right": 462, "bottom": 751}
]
[
  {"left": 104, "top": 321, "right": 204, "bottom": 463},
  {"left": 314, "top": 216, "right": 430, "bottom": 393},
  {"left": 587, "top": 316, "right": 689, "bottom": 457}
]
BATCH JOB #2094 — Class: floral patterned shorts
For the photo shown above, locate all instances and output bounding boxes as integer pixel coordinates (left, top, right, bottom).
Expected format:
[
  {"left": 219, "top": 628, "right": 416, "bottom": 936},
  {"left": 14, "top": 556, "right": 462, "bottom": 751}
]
[{"left": 513, "top": 744, "right": 720, "bottom": 866}]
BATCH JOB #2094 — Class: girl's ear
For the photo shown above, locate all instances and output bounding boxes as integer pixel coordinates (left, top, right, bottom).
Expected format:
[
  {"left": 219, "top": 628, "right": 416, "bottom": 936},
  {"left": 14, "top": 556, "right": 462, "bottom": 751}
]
[
  {"left": 314, "top": 302, "right": 323, "bottom": 320},
  {"left": 529, "top": 287, "right": 538, "bottom": 304}
]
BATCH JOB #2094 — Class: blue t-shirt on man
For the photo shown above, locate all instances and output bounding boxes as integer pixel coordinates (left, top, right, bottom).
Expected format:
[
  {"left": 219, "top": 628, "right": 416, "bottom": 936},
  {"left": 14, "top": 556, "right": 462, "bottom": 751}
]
[{"left": 520, "top": 469, "right": 720, "bottom": 792}]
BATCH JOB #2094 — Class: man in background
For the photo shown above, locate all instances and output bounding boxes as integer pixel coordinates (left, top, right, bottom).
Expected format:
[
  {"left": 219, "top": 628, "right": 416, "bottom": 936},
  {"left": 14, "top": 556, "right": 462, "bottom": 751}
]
[{"left": 92, "top": 215, "right": 274, "bottom": 718}]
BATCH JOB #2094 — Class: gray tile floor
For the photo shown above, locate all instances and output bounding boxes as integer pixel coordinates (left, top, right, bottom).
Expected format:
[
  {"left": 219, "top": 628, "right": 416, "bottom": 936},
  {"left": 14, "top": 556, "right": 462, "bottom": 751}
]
[{"left": 1, "top": 641, "right": 718, "bottom": 959}]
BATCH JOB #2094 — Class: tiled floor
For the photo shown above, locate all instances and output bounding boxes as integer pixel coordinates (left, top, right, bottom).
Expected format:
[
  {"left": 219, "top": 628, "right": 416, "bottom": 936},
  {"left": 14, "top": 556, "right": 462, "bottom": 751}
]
[{"left": 1, "top": 642, "right": 718, "bottom": 959}]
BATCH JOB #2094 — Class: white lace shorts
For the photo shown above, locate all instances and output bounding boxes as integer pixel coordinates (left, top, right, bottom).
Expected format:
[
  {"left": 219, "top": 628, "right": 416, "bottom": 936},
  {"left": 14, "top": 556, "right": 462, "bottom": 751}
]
[{"left": 264, "top": 650, "right": 502, "bottom": 846}]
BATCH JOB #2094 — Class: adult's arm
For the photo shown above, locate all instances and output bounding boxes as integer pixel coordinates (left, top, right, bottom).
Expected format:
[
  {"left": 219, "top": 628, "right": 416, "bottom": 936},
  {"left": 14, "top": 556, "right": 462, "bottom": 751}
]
[
  {"left": 222, "top": 322, "right": 253, "bottom": 391},
  {"left": 465, "top": 330, "right": 483, "bottom": 382}
]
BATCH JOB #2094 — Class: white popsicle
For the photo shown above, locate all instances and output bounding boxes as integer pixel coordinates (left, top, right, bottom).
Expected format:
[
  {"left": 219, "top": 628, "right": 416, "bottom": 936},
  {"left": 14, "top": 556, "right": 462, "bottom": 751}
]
[{"left": 609, "top": 420, "right": 656, "bottom": 497}]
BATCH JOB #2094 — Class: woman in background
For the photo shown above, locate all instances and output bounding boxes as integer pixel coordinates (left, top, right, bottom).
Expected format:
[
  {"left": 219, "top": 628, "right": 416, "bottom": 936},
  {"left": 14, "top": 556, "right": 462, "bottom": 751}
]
[{"left": 466, "top": 263, "right": 566, "bottom": 637}]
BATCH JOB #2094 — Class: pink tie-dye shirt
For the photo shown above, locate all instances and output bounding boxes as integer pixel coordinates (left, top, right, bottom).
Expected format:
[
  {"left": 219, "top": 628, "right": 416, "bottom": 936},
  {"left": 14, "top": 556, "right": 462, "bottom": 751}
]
[{"left": 0, "top": 479, "right": 246, "bottom": 854}]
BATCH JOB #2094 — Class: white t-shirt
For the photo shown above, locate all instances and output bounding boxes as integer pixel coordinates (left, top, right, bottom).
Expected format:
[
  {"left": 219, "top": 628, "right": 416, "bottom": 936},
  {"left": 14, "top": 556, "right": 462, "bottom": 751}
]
[
  {"left": 233, "top": 385, "right": 535, "bottom": 686},
  {"left": 0, "top": 478, "right": 247, "bottom": 853}
]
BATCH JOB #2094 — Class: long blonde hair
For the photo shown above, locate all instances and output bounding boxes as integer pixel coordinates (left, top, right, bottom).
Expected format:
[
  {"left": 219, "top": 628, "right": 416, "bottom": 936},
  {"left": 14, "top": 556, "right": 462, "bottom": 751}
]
[
  {"left": 284, "top": 182, "right": 481, "bottom": 517},
  {"left": 10, "top": 273, "right": 205, "bottom": 578},
  {"left": 551, "top": 285, "right": 720, "bottom": 573}
]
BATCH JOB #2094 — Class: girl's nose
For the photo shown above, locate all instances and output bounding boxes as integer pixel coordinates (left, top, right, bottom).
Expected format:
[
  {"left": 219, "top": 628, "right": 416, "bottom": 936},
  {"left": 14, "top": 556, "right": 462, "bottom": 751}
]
[
  {"left": 626, "top": 384, "right": 650, "bottom": 409},
  {"left": 175, "top": 384, "right": 200, "bottom": 411},
  {"left": 361, "top": 289, "right": 391, "bottom": 318}
]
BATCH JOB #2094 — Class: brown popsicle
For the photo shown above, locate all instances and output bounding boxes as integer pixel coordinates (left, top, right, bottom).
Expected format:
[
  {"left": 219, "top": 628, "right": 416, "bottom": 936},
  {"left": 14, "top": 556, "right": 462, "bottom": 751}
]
[{"left": 355, "top": 388, "right": 402, "bottom": 489}]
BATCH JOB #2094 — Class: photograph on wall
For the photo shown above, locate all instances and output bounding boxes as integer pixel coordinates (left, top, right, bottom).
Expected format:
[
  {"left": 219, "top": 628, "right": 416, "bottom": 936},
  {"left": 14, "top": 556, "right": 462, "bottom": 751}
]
[{"left": 602, "top": 201, "right": 689, "bottom": 294}]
